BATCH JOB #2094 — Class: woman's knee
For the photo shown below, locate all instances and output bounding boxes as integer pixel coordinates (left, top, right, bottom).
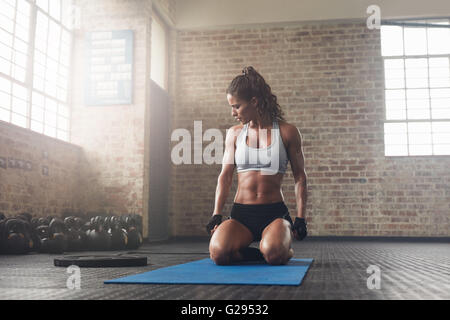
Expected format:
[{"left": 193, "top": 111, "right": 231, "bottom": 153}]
[
  {"left": 259, "top": 241, "right": 290, "bottom": 265},
  {"left": 209, "top": 242, "right": 233, "bottom": 265}
]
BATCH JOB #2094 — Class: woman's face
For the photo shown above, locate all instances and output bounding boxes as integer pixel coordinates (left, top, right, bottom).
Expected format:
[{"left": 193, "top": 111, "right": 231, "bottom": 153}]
[{"left": 227, "top": 93, "right": 257, "bottom": 124}]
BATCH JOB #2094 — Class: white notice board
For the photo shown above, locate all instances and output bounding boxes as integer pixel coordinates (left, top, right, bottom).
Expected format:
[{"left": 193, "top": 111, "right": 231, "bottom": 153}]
[{"left": 85, "top": 30, "right": 133, "bottom": 105}]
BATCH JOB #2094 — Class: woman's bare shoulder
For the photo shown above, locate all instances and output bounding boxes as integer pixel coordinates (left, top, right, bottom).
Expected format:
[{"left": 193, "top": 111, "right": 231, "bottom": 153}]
[{"left": 278, "top": 120, "right": 300, "bottom": 136}]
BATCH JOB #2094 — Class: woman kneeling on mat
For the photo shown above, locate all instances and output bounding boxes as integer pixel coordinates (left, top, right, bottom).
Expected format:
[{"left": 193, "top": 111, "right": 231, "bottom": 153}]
[{"left": 206, "top": 66, "right": 308, "bottom": 266}]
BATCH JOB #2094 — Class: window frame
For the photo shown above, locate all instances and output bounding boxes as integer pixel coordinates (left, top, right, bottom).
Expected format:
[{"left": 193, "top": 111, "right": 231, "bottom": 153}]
[
  {"left": 0, "top": 0, "right": 74, "bottom": 142},
  {"left": 381, "top": 18, "right": 450, "bottom": 157},
  {"left": 150, "top": 8, "right": 169, "bottom": 91}
]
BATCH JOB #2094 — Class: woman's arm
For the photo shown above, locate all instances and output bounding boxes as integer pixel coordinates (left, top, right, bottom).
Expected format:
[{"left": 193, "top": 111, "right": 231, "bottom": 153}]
[
  {"left": 285, "top": 125, "right": 307, "bottom": 219},
  {"left": 212, "top": 126, "right": 238, "bottom": 215}
]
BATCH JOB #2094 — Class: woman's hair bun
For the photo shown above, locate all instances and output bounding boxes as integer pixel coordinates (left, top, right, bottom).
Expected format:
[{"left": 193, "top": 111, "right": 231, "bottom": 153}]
[{"left": 242, "top": 66, "right": 254, "bottom": 76}]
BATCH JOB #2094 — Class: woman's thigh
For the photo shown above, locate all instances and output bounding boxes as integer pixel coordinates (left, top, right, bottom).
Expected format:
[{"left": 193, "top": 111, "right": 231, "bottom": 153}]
[
  {"left": 209, "top": 218, "right": 254, "bottom": 253},
  {"left": 259, "top": 218, "right": 293, "bottom": 264}
]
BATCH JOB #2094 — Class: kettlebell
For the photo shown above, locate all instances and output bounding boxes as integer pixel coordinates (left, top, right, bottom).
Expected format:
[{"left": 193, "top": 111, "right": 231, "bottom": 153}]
[
  {"left": 64, "top": 216, "right": 83, "bottom": 251},
  {"left": 88, "top": 216, "right": 111, "bottom": 251},
  {"left": 109, "top": 216, "right": 128, "bottom": 250},
  {"left": 47, "top": 218, "right": 68, "bottom": 254},
  {"left": 3, "top": 219, "right": 30, "bottom": 254},
  {"left": 74, "top": 217, "right": 87, "bottom": 251},
  {"left": 37, "top": 225, "right": 52, "bottom": 253},
  {"left": 124, "top": 215, "right": 142, "bottom": 250}
]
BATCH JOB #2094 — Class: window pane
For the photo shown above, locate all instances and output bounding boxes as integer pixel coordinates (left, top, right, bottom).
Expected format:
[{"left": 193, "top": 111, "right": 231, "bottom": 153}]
[
  {"left": 11, "top": 112, "right": 26, "bottom": 127},
  {"left": 57, "top": 87, "right": 66, "bottom": 101},
  {"left": 0, "top": 13, "right": 14, "bottom": 33},
  {"left": 385, "top": 144, "right": 408, "bottom": 156},
  {"left": 0, "top": 28, "right": 13, "bottom": 47},
  {"left": 1, "top": 1, "right": 15, "bottom": 19},
  {"left": 45, "top": 111, "right": 56, "bottom": 127},
  {"left": 0, "top": 91, "right": 10, "bottom": 109},
  {"left": 57, "top": 74, "right": 67, "bottom": 88},
  {"left": 409, "top": 133, "right": 432, "bottom": 144},
  {"left": 13, "top": 37, "right": 28, "bottom": 54},
  {"left": 385, "top": 122, "right": 407, "bottom": 134},
  {"left": 433, "top": 144, "right": 450, "bottom": 155},
  {"left": 404, "top": 26, "right": 427, "bottom": 55},
  {"left": 407, "top": 109, "right": 430, "bottom": 120},
  {"left": 427, "top": 21, "right": 450, "bottom": 55},
  {"left": 381, "top": 26, "right": 403, "bottom": 56},
  {"left": 57, "top": 129, "right": 68, "bottom": 141},
  {"left": 34, "top": 62, "right": 46, "bottom": 78},
  {"left": 33, "top": 75, "right": 44, "bottom": 91},
  {"left": 432, "top": 122, "right": 450, "bottom": 133},
  {"left": 430, "top": 88, "right": 450, "bottom": 99},
  {"left": 48, "top": 20, "right": 61, "bottom": 53},
  {"left": 16, "top": 12, "right": 30, "bottom": 29},
  {"left": 58, "top": 103, "right": 69, "bottom": 117},
  {"left": 32, "top": 91, "right": 45, "bottom": 107},
  {"left": 408, "top": 122, "right": 431, "bottom": 133},
  {"left": 0, "top": 56, "right": 11, "bottom": 75},
  {"left": 432, "top": 108, "right": 450, "bottom": 119},
  {"left": 386, "top": 101, "right": 406, "bottom": 120},
  {"left": 15, "top": 24, "right": 29, "bottom": 42},
  {"left": 407, "top": 89, "right": 429, "bottom": 100},
  {"left": 409, "top": 144, "right": 432, "bottom": 156},
  {"left": 36, "top": 0, "right": 49, "bottom": 13},
  {"left": 13, "top": 50, "right": 27, "bottom": 68},
  {"left": 432, "top": 133, "right": 450, "bottom": 144},
  {"left": 34, "top": 49, "right": 46, "bottom": 65},
  {"left": 0, "top": 76, "right": 11, "bottom": 93},
  {"left": 385, "top": 132, "right": 407, "bottom": 144},
  {"left": 11, "top": 64, "right": 26, "bottom": 82},
  {"left": 45, "top": 97, "right": 57, "bottom": 112},
  {"left": 0, "top": 42, "right": 12, "bottom": 60},
  {"left": 405, "top": 59, "right": 428, "bottom": 89},
  {"left": 17, "top": 0, "right": 30, "bottom": 16},
  {"left": 0, "top": 107, "right": 10, "bottom": 121},
  {"left": 61, "top": 0, "right": 76, "bottom": 30},
  {"left": 384, "top": 59, "right": 405, "bottom": 89},
  {"left": 45, "top": 81, "right": 56, "bottom": 97},
  {"left": 12, "top": 83, "right": 27, "bottom": 99},
  {"left": 31, "top": 120, "right": 43, "bottom": 133},
  {"left": 58, "top": 115, "right": 68, "bottom": 130},
  {"left": 49, "top": 0, "right": 61, "bottom": 21},
  {"left": 31, "top": 105, "right": 44, "bottom": 122},
  {"left": 44, "top": 125, "right": 56, "bottom": 137},
  {"left": 12, "top": 97, "right": 27, "bottom": 115}
]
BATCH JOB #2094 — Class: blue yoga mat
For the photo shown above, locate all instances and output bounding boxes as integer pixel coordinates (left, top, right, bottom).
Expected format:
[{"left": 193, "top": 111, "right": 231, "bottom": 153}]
[{"left": 105, "top": 258, "right": 313, "bottom": 286}]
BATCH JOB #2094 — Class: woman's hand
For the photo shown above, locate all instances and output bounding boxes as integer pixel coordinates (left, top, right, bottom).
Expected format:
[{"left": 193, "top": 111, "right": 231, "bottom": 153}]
[
  {"left": 292, "top": 217, "right": 307, "bottom": 241},
  {"left": 206, "top": 214, "right": 223, "bottom": 236}
]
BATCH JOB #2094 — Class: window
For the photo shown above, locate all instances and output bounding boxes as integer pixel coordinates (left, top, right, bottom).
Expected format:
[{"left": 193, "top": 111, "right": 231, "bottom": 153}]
[
  {"left": 381, "top": 19, "right": 450, "bottom": 156},
  {"left": 0, "top": 0, "right": 74, "bottom": 142},
  {"left": 151, "top": 11, "right": 168, "bottom": 90}
]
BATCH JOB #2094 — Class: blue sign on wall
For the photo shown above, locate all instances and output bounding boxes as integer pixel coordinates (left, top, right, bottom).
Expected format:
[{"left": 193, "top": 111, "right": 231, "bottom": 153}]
[{"left": 85, "top": 30, "right": 133, "bottom": 105}]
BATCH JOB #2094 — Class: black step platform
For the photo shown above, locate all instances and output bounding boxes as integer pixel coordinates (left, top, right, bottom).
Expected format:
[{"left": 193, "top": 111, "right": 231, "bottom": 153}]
[{"left": 54, "top": 254, "right": 148, "bottom": 267}]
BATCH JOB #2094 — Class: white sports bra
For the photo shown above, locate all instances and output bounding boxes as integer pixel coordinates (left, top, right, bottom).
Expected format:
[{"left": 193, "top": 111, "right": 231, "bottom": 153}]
[{"left": 235, "top": 121, "right": 289, "bottom": 175}]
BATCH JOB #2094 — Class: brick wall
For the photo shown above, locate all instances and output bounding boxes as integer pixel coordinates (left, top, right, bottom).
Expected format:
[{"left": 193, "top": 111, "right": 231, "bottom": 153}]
[
  {"left": 170, "top": 21, "right": 450, "bottom": 237},
  {"left": 71, "top": 0, "right": 153, "bottom": 236},
  {"left": 0, "top": 121, "right": 82, "bottom": 216}
]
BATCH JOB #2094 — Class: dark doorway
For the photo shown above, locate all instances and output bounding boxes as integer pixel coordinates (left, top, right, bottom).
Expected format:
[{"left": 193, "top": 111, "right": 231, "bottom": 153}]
[{"left": 148, "top": 80, "right": 170, "bottom": 241}]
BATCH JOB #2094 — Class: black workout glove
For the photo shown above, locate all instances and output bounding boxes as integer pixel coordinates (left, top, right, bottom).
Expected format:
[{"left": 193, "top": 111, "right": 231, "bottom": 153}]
[
  {"left": 206, "top": 214, "right": 223, "bottom": 235},
  {"left": 292, "top": 217, "right": 307, "bottom": 241}
]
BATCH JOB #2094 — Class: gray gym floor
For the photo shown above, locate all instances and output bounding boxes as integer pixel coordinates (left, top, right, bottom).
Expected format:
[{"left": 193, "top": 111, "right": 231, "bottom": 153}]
[{"left": 0, "top": 237, "right": 449, "bottom": 300}]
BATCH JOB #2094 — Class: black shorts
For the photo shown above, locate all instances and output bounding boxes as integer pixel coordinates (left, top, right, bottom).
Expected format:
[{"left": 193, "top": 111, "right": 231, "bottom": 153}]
[{"left": 230, "top": 202, "right": 293, "bottom": 241}]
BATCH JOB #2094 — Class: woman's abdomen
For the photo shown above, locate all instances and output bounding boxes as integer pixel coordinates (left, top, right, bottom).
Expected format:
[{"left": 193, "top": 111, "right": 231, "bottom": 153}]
[{"left": 234, "top": 171, "right": 284, "bottom": 204}]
